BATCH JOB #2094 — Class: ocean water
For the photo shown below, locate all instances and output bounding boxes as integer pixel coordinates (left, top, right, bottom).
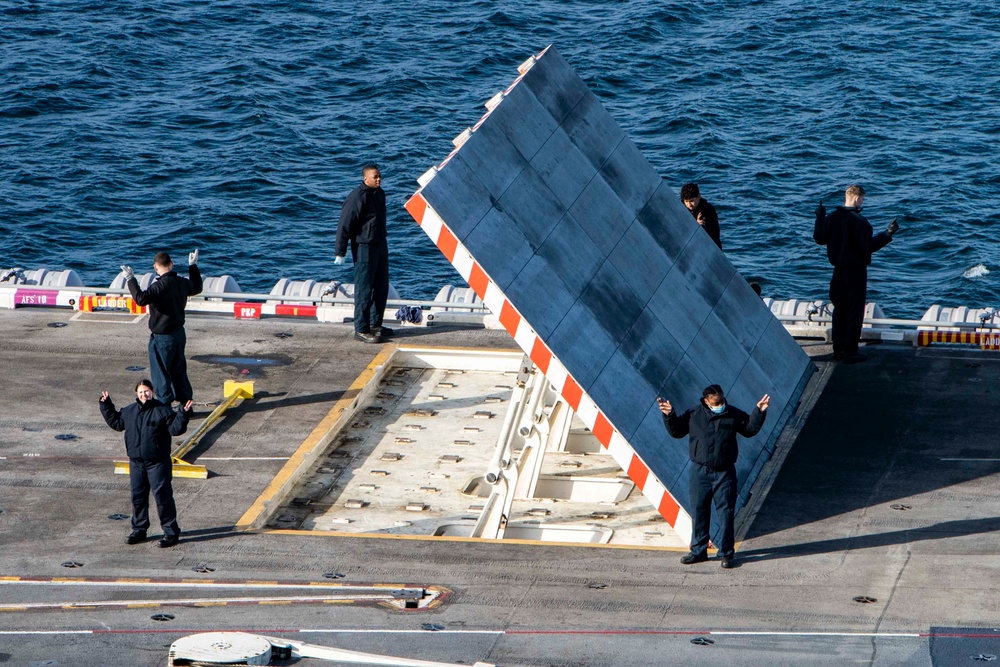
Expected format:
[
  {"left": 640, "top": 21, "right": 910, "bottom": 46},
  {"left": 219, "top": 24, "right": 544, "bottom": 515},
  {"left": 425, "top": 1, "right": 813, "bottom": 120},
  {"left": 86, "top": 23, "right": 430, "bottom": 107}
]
[{"left": 2, "top": 1, "right": 998, "bottom": 319}]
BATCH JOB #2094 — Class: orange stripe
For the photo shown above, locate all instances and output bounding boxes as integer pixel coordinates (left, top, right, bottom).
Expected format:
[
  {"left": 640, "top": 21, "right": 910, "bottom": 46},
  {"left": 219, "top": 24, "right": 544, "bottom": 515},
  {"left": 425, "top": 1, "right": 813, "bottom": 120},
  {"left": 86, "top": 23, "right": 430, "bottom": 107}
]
[
  {"left": 561, "top": 377, "right": 582, "bottom": 411},
  {"left": 658, "top": 495, "right": 680, "bottom": 525},
  {"left": 404, "top": 193, "right": 427, "bottom": 225},
  {"left": 468, "top": 263, "right": 489, "bottom": 299},
  {"left": 529, "top": 338, "right": 552, "bottom": 374},
  {"left": 498, "top": 301, "right": 520, "bottom": 337},
  {"left": 627, "top": 455, "right": 649, "bottom": 491},
  {"left": 592, "top": 412, "right": 613, "bottom": 448},
  {"left": 437, "top": 227, "right": 458, "bottom": 262}
]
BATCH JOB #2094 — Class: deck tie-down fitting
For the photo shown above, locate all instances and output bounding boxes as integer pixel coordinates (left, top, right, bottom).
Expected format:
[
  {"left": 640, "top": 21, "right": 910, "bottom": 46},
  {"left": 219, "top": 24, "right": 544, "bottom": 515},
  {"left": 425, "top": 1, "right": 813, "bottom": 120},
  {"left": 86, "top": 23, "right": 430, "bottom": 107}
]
[{"left": 113, "top": 380, "right": 254, "bottom": 479}]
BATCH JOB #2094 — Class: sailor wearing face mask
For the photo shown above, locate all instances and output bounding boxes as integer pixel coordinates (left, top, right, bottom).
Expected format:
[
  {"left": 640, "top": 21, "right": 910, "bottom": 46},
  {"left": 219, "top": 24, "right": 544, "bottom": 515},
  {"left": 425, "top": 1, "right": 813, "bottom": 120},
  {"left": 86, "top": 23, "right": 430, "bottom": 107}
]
[{"left": 658, "top": 385, "right": 770, "bottom": 569}]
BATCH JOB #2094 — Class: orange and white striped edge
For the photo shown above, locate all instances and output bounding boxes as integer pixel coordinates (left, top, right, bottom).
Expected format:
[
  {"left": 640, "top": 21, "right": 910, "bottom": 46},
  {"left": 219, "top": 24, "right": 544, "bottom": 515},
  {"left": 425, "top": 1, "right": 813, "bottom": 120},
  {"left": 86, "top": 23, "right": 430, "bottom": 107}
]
[
  {"left": 405, "top": 192, "right": 692, "bottom": 542},
  {"left": 918, "top": 330, "right": 1000, "bottom": 349},
  {"left": 78, "top": 294, "right": 146, "bottom": 315}
]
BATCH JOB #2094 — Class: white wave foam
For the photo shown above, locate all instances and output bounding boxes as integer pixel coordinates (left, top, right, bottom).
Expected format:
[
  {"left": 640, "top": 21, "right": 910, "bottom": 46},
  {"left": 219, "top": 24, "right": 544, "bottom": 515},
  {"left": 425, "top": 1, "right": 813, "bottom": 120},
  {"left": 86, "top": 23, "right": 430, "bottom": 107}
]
[{"left": 963, "top": 264, "right": 990, "bottom": 279}]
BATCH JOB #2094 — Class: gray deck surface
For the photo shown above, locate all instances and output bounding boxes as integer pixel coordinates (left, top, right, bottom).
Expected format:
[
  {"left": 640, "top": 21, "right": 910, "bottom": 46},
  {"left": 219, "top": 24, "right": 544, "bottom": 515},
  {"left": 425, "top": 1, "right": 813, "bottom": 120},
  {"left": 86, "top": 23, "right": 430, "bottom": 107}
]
[{"left": 1, "top": 309, "right": 998, "bottom": 666}]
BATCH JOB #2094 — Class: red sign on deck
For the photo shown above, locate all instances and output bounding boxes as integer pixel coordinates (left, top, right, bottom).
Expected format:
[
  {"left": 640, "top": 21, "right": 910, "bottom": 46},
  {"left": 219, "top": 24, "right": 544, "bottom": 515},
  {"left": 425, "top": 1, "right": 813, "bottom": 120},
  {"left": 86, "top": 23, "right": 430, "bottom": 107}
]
[{"left": 234, "top": 302, "right": 262, "bottom": 319}]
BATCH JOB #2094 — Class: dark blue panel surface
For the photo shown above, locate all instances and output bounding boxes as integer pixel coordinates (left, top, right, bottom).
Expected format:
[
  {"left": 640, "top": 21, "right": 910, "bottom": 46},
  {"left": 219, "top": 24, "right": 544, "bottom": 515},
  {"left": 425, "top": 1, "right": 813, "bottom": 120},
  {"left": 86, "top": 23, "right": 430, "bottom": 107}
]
[
  {"left": 600, "top": 137, "right": 661, "bottom": 216},
  {"left": 496, "top": 165, "right": 566, "bottom": 251},
  {"left": 489, "top": 82, "right": 559, "bottom": 163},
  {"left": 673, "top": 226, "right": 737, "bottom": 310},
  {"left": 589, "top": 350, "right": 658, "bottom": 440},
  {"left": 562, "top": 89, "right": 624, "bottom": 170},
  {"left": 714, "top": 273, "right": 774, "bottom": 354},
  {"left": 647, "top": 268, "right": 713, "bottom": 352},
  {"left": 546, "top": 301, "right": 617, "bottom": 390},
  {"left": 529, "top": 126, "right": 596, "bottom": 210},
  {"left": 636, "top": 181, "right": 699, "bottom": 262},
  {"left": 458, "top": 120, "right": 528, "bottom": 200},
  {"left": 504, "top": 254, "right": 576, "bottom": 340},
  {"left": 536, "top": 212, "right": 605, "bottom": 299},
  {"left": 580, "top": 260, "right": 644, "bottom": 345},
  {"left": 686, "top": 311, "right": 749, "bottom": 392},
  {"left": 421, "top": 152, "right": 495, "bottom": 242},
  {"left": 567, "top": 175, "right": 633, "bottom": 256},
  {"left": 609, "top": 219, "right": 674, "bottom": 304},
  {"left": 521, "top": 47, "right": 589, "bottom": 125},
  {"left": 619, "top": 308, "right": 686, "bottom": 392},
  {"left": 463, "top": 208, "right": 534, "bottom": 291}
]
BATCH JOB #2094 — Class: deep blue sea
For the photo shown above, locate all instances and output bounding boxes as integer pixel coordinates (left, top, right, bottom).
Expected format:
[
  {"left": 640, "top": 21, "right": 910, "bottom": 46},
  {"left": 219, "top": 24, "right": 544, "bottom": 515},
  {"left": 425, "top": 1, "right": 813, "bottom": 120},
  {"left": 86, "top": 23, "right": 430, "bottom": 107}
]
[{"left": 2, "top": 1, "right": 998, "bottom": 318}]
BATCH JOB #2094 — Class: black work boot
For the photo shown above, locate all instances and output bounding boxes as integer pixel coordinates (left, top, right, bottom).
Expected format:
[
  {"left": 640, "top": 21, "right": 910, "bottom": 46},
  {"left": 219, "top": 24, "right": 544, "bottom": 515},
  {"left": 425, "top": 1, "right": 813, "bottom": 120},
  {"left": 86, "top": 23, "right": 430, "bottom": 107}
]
[{"left": 126, "top": 530, "right": 147, "bottom": 545}]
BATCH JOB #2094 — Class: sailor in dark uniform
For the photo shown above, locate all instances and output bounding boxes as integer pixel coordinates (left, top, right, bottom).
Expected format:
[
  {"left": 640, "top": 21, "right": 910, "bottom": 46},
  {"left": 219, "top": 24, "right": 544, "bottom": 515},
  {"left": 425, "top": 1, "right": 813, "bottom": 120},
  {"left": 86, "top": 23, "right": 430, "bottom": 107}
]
[
  {"left": 680, "top": 182, "right": 722, "bottom": 249},
  {"left": 814, "top": 185, "right": 899, "bottom": 363},
  {"left": 100, "top": 380, "right": 191, "bottom": 547},
  {"left": 335, "top": 163, "right": 392, "bottom": 344},
  {"left": 659, "top": 385, "right": 769, "bottom": 569}
]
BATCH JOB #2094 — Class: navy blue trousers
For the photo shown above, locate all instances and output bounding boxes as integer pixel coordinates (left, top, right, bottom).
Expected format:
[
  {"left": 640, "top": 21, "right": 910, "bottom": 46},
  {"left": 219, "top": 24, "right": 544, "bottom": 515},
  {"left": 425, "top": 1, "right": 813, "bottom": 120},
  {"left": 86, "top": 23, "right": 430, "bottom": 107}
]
[
  {"left": 689, "top": 463, "right": 737, "bottom": 558},
  {"left": 129, "top": 458, "right": 180, "bottom": 538},
  {"left": 352, "top": 242, "right": 389, "bottom": 333},
  {"left": 830, "top": 265, "right": 868, "bottom": 357},
  {"left": 148, "top": 329, "right": 192, "bottom": 404}
]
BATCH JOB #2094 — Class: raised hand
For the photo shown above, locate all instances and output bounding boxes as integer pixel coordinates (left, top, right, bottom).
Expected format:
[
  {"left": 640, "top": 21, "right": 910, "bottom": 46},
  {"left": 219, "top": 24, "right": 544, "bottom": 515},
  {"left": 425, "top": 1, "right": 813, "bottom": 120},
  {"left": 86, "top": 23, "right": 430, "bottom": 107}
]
[
  {"left": 120, "top": 265, "right": 134, "bottom": 281},
  {"left": 757, "top": 394, "right": 771, "bottom": 412},
  {"left": 100, "top": 390, "right": 110, "bottom": 402},
  {"left": 657, "top": 397, "right": 673, "bottom": 416},
  {"left": 188, "top": 249, "right": 199, "bottom": 265}
]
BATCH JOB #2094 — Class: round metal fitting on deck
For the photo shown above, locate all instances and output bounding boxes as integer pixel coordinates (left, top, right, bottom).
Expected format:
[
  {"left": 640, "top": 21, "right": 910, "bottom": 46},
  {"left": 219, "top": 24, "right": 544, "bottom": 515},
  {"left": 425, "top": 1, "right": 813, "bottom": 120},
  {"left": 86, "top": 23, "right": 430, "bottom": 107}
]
[
  {"left": 852, "top": 596, "right": 877, "bottom": 604},
  {"left": 690, "top": 637, "right": 714, "bottom": 646}
]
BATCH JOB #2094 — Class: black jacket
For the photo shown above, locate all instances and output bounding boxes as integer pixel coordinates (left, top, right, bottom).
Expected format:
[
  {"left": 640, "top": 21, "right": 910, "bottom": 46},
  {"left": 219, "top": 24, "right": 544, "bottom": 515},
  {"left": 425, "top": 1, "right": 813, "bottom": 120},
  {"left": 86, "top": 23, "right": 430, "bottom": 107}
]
[
  {"left": 335, "top": 183, "right": 387, "bottom": 257},
  {"left": 128, "top": 266, "right": 203, "bottom": 334},
  {"left": 664, "top": 401, "right": 765, "bottom": 470},
  {"left": 100, "top": 396, "right": 190, "bottom": 462},
  {"left": 814, "top": 206, "right": 891, "bottom": 268},
  {"left": 691, "top": 198, "right": 721, "bottom": 249}
]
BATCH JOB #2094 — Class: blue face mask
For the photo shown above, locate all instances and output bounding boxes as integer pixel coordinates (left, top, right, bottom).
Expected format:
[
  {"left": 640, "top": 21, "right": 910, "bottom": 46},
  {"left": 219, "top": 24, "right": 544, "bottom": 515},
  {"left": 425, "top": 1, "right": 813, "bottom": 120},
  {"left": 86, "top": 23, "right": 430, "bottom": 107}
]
[{"left": 709, "top": 403, "right": 726, "bottom": 414}]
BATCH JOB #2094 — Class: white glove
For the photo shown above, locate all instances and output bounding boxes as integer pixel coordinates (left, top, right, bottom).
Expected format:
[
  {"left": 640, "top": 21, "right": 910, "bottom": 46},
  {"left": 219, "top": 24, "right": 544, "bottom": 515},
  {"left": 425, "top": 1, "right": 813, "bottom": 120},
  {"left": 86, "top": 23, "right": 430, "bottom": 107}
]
[
  {"left": 188, "top": 249, "right": 199, "bottom": 265},
  {"left": 120, "top": 265, "right": 134, "bottom": 281},
  {"left": 334, "top": 255, "right": 346, "bottom": 265}
]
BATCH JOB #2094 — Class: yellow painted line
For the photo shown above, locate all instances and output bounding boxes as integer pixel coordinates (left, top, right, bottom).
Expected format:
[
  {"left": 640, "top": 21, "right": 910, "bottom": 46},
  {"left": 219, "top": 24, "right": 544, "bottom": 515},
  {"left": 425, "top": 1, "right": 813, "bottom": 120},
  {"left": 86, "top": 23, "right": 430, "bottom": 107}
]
[
  {"left": 236, "top": 344, "right": 397, "bottom": 530},
  {"left": 126, "top": 603, "right": 160, "bottom": 608},
  {"left": 325, "top": 599, "right": 353, "bottom": 604},
  {"left": 260, "top": 600, "right": 292, "bottom": 605},
  {"left": 261, "top": 528, "right": 694, "bottom": 552},
  {"left": 0, "top": 577, "right": 22, "bottom": 582},
  {"left": 247, "top": 580, "right": 278, "bottom": 585},
  {"left": 115, "top": 578, "right": 151, "bottom": 583}
]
